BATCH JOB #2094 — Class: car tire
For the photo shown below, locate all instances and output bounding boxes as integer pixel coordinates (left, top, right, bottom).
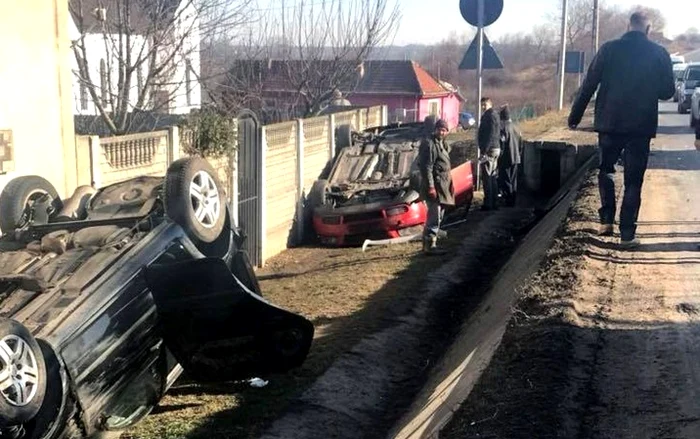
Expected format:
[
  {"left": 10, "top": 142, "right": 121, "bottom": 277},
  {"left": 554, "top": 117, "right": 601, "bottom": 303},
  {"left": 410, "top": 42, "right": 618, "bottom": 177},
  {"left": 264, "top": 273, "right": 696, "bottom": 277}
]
[
  {"left": 0, "top": 176, "right": 62, "bottom": 233},
  {"left": 307, "top": 180, "right": 329, "bottom": 211},
  {"left": 335, "top": 125, "right": 353, "bottom": 152},
  {"left": 165, "top": 157, "right": 226, "bottom": 244},
  {"left": 0, "top": 318, "right": 48, "bottom": 428}
]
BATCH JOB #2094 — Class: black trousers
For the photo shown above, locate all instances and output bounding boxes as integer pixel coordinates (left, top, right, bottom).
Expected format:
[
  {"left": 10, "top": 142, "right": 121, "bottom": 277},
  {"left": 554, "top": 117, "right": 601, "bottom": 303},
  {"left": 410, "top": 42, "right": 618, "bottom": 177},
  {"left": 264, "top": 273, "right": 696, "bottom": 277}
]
[
  {"left": 598, "top": 134, "right": 651, "bottom": 241},
  {"left": 498, "top": 165, "right": 518, "bottom": 207}
]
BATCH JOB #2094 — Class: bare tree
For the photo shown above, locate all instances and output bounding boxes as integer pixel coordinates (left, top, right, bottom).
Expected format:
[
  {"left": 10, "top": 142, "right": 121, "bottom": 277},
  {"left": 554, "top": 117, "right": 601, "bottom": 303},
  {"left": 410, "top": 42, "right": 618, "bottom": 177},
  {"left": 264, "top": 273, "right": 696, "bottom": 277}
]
[
  {"left": 226, "top": 0, "right": 401, "bottom": 118},
  {"left": 69, "top": 0, "right": 254, "bottom": 135}
]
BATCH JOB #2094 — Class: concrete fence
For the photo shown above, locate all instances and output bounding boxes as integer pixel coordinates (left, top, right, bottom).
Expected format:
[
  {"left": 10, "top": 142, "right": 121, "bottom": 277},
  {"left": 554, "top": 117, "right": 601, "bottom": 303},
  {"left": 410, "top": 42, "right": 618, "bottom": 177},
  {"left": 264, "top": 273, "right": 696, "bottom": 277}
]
[
  {"left": 260, "top": 105, "right": 387, "bottom": 262},
  {"left": 73, "top": 104, "right": 387, "bottom": 266}
]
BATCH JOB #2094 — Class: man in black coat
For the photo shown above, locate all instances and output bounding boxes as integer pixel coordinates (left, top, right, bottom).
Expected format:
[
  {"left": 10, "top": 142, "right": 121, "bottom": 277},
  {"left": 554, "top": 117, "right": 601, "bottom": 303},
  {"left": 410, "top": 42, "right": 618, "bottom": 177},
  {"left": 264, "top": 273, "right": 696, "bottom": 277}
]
[
  {"left": 418, "top": 118, "right": 454, "bottom": 254},
  {"left": 568, "top": 11, "right": 674, "bottom": 249},
  {"left": 497, "top": 106, "right": 523, "bottom": 207},
  {"left": 478, "top": 97, "right": 501, "bottom": 211}
]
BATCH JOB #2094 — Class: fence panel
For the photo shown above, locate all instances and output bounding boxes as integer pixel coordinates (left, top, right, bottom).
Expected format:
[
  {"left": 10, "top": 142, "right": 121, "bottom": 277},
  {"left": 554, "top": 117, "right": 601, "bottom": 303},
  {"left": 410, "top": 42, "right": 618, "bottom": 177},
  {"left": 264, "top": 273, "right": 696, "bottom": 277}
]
[
  {"left": 367, "top": 106, "right": 383, "bottom": 128},
  {"left": 264, "top": 121, "right": 298, "bottom": 259},
  {"left": 302, "top": 116, "right": 331, "bottom": 191},
  {"left": 98, "top": 131, "right": 169, "bottom": 186}
]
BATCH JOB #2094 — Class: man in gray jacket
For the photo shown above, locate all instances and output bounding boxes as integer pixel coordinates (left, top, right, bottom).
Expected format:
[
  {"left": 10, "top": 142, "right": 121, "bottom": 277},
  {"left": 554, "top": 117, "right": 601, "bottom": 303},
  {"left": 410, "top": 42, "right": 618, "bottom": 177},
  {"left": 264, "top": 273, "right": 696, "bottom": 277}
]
[
  {"left": 419, "top": 118, "right": 454, "bottom": 254},
  {"left": 478, "top": 97, "right": 501, "bottom": 210},
  {"left": 497, "top": 105, "right": 523, "bottom": 207}
]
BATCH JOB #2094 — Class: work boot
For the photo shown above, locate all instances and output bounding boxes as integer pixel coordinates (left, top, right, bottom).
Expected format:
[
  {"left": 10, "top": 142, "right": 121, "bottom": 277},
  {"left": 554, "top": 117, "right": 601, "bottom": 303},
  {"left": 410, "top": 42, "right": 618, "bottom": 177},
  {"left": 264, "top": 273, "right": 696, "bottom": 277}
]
[
  {"left": 423, "top": 236, "right": 447, "bottom": 256},
  {"left": 619, "top": 238, "right": 640, "bottom": 250},
  {"left": 599, "top": 224, "right": 614, "bottom": 236}
]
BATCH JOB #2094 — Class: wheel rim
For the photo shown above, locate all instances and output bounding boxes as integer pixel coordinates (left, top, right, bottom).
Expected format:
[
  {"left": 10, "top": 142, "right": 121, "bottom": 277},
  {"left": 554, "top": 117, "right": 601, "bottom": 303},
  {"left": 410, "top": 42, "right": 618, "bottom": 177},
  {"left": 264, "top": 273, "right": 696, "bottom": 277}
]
[
  {"left": 189, "top": 170, "right": 221, "bottom": 229},
  {"left": 18, "top": 190, "right": 50, "bottom": 228},
  {"left": 0, "top": 335, "right": 40, "bottom": 407}
]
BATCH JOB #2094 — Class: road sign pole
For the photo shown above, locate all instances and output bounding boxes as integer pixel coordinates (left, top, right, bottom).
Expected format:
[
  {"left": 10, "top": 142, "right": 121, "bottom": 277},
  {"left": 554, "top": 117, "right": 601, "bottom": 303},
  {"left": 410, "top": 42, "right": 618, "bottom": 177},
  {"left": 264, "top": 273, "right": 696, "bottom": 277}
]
[
  {"left": 475, "top": 0, "right": 484, "bottom": 190},
  {"left": 592, "top": 0, "right": 600, "bottom": 56},
  {"left": 558, "top": 0, "right": 569, "bottom": 110}
]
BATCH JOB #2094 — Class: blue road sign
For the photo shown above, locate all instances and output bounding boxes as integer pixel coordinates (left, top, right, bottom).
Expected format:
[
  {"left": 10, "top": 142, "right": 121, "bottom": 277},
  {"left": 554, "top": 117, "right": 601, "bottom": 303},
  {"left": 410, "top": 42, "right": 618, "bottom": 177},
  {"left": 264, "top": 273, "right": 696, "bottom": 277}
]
[
  {"left": 460, "top": 0, "right": 504, "bottom": 27},
  {"left": 459, "top": 33, "right": 504, "bottom": 70},
  {"left": 565, "top": 51, "right": 586, "bottom": 74}
]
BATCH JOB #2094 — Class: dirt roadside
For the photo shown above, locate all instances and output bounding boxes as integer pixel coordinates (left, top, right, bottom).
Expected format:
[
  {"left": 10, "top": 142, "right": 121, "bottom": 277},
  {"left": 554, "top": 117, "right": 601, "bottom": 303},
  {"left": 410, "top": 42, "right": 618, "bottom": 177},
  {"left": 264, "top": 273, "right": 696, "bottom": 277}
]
[
  {"left": 123, "top": 109, "right": 590, "bottom": 439},
  {"left": 125, "top": 206, "right": 535, "bottom": 439},
  {"left": 441, "top": 135, "right": 700, "bottom": 439}
]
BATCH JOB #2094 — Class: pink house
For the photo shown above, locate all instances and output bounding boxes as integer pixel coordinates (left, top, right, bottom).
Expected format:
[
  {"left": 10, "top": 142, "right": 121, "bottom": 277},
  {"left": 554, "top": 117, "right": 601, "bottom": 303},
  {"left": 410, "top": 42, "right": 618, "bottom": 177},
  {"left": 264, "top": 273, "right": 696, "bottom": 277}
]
[{"left": 346, "top": 61, "right": 465, "bottom": 130}]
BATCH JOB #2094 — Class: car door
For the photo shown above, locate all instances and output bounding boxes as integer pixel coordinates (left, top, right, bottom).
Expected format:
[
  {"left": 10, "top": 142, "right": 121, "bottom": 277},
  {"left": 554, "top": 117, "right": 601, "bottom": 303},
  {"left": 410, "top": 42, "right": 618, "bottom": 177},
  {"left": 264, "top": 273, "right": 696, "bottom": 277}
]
[{"left": 144, "top": 257, "right": 314, "bottom": 382}]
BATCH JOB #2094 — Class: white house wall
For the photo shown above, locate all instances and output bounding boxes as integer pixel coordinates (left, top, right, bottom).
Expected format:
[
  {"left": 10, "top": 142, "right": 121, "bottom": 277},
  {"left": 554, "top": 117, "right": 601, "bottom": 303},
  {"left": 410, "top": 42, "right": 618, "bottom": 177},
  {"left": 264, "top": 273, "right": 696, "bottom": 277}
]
[
  {"left": 165, "top": 0, "right": 202, "bottom": 114},
  {"left": 70, "top": 32, "right": 149, "bottom": 116},
  {"left": 68, "top": 0, "right": 201, "bottom": 120}
]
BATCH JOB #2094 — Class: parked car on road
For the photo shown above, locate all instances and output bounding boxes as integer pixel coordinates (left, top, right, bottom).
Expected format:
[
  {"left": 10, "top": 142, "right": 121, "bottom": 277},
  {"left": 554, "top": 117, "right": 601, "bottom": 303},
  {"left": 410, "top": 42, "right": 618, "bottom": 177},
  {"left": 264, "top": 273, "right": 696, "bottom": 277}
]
[
  {"left": 691, "top": 87, "right": 700, "bottom": 128},
  {"left": 308, "top": 119, "right": 474, "bottom": 246},
  {"left": 673, "top": 63, "right": 687, "bottom": 102},
  {"left": 678, "top": 62, "right": 700, "bottom": 113},
  {"left": 0, "top": 158, "right": 314, "bottom": 439},
  {"left": 458, "top": 112, "right": 476, "bottom": 130}
]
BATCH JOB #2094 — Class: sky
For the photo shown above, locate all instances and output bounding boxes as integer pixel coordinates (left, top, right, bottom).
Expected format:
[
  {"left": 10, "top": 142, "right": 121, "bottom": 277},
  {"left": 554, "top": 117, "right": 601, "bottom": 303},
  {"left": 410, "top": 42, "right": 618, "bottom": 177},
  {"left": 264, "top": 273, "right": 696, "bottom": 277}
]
[{"left": 392, "top": 0, "right": 700, "bottom": 46}]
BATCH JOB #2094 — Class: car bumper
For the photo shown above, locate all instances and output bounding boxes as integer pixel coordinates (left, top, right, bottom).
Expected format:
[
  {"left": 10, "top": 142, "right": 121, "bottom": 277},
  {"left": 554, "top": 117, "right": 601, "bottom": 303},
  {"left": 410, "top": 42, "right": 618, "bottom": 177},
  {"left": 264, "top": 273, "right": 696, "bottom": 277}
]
[{"left": 313, "top": 202, "right": 427, "bottom": 246}]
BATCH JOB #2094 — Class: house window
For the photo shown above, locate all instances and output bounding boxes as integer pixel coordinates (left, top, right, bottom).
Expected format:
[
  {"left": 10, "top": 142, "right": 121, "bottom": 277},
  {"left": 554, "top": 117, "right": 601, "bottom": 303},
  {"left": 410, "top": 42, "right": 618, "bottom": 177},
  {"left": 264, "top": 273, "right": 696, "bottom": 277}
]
[
  {"left": 80, "top": 80, "right": 88, "bottom": 111},
  {"left": 428, "top": 100, "right": 440, "bottom": 117},
  {"left": 152, "top": 89, "right": 170, "bottom": 114},
  {"left": 100, "top": 59, "right": 108, "bottom": 105},
  {"left": 185, "top": 59, "right": 192, "bottom": 106}
]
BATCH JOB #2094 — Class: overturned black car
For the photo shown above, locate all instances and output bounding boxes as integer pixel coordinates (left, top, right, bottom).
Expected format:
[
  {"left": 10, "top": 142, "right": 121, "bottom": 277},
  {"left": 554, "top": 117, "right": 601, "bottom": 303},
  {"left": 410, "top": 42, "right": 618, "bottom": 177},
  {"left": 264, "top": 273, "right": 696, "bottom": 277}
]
[{"left": 0, "top": 158, "right": 314, "bottom": 438}]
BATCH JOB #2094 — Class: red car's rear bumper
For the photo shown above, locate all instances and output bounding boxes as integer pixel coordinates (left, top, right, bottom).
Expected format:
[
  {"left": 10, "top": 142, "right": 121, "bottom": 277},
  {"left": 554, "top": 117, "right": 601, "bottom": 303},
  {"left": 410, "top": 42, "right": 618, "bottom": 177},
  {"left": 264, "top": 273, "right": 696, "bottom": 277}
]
[{"left": 313, "top": 202, "right": 426, "bottom": 246}]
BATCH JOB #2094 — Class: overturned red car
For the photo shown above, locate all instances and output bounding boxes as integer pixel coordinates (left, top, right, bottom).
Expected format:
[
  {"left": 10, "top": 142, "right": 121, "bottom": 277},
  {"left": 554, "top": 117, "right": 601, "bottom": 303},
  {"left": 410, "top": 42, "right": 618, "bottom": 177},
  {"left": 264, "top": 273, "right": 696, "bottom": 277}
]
[{"left": 308, "top": 119, "right": 474, "bottom": 246}]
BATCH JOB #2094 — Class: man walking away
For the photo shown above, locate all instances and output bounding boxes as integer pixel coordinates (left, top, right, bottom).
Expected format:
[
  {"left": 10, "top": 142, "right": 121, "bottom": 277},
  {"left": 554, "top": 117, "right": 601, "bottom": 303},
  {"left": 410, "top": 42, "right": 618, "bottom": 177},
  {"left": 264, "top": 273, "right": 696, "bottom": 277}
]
[
  {"left": 498, "top": 105, "right": 523, "bottom": 207},
  {"left": 478, "top": 97, "right": 501, "bottom": 211},
  {"left": 568, "top": 11, "right": 675, "bottom": 249},
  {"left": 419, "top": 119, "right": 454, "bottom": 255}
]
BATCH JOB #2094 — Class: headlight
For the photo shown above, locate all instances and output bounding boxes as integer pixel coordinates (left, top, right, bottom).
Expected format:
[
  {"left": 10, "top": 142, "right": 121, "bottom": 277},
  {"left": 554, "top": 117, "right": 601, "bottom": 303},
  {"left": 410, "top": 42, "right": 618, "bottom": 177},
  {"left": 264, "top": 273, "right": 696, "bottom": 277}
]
[
  {"left": 386, "top": 206, "right": 409, "bottom": 217},
  {"left": 322, "top": 216, "right": 341, "bottom": 225}
]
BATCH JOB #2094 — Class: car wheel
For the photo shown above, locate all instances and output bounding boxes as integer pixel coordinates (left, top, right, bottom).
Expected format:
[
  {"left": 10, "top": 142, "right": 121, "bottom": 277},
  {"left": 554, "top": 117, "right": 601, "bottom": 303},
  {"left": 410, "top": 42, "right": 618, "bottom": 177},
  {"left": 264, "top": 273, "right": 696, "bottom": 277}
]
[
  {"left": 307, "top": 180, "right": 329, "bottom": 211},
  {"left": 0, "top": 318, "right": 47, "bottom": 428},
  {"left": 335, "top": 125, "right": 353, "bottom": 152},
  {"left": 0, "top": 176, "right": 62, "bottom": 233},
  {"left": 165, "top": 157, "right": 226, "bottom": 244}
]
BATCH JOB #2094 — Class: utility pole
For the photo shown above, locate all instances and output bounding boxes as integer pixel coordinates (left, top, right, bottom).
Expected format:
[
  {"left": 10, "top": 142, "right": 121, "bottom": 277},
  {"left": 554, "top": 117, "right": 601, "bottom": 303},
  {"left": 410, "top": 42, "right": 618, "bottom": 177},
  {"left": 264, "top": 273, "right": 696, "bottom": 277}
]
[
  {"left": 592, "top": 0, "right": 600, "bottom": 56},
  {"left": 558, "top": 0, "right": 569, "bottom": 110}
]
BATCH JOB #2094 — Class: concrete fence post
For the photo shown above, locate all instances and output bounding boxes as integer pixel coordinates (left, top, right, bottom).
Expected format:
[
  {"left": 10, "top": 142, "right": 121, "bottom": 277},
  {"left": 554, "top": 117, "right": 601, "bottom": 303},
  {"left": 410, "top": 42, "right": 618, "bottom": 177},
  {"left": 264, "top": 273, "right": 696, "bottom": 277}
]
[
  {"left": 259, "top": 126, "right": 268, "bottom": 267},
  {"left": 167, "top": 126, "right": 180, "bottom": 164},
  {"left": 329, "top": 113, "right": 336, "bottom": 159},
  {"left": 295, "top": 118, "right": 305, "bottom": 245},
  {"left": 381, "top": 105, "right": 389, "bottom": 126},
  {"left": 88, "top": 136, "right": 102, "bottom": 188}
]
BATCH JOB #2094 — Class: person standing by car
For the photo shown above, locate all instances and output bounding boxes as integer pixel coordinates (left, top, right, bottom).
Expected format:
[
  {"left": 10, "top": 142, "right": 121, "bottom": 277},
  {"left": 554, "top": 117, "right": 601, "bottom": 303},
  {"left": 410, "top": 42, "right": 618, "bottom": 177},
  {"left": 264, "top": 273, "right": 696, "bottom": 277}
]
[
  {"left": 418, "top": 118, "right": 454, "bottom": 254},
  {"left": 478, "top": 97, "right": 501, "bottom": 211},
  {"left": 497, "top": 105, "right": 523, "bottom": 207},
  {"left": 568, "top": 11, "right": 675, "bottom": 249}
]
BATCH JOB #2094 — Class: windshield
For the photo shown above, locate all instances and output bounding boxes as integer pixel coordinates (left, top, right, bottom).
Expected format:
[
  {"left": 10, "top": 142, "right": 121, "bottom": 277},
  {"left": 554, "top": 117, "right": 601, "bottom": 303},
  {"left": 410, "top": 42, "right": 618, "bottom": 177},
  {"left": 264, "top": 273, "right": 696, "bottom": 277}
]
[{"left": 687, "top": 69, "right": 700, "bottom": 81}]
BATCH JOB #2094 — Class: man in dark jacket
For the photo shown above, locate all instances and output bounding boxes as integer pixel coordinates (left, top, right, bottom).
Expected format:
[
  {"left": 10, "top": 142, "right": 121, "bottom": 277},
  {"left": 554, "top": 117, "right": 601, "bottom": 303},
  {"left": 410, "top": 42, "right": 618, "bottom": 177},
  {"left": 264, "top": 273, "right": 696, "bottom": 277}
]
[
  {"left": 478, "top": 97, "right": 501, "bottom": 211},
  {"left": 497, "top": 105, "right": 523, "bottom": 207},
  {"left": 419, "top": 118, "right": 454, "bottom": 254},
  {"left": 568, "top": 11, "right": 674, "bottom": 249}
]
